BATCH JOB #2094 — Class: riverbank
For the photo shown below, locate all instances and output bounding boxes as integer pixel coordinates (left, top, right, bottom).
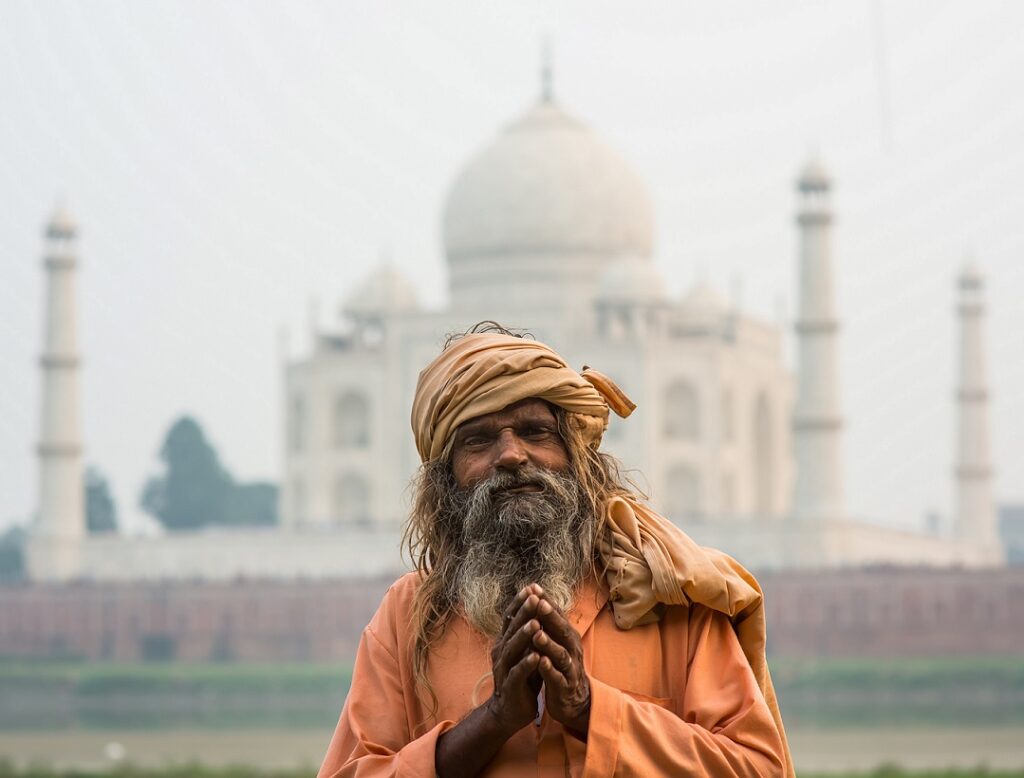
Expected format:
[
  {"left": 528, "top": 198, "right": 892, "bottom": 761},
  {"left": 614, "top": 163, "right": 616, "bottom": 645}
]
[{"left": 1, "top": 727, "right": 1023, "bottom": 774}]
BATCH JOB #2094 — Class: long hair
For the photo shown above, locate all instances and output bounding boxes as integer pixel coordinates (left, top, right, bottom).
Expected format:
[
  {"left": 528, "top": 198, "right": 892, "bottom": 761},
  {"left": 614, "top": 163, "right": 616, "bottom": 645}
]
[{"left": 401, "top": 407, "right": 638, "bottom": 717}]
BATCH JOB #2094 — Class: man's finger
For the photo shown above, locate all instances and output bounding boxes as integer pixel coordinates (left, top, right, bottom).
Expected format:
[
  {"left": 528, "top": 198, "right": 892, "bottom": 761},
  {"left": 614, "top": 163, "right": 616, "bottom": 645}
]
[
  {"left": 501, "top": 585, "right": 541, "bottom": 633},
  {"left": 536, "top": 598, "right": 581, "bottom": 653},
  {"left": 502, "top": 594, "right": 540, "bottom": 650},
  {"left": 532, "top": 629, "right": 576, "bottom": 680},
  {"left": 506, "top": 649, "right": 541, "bottom": 689},
  {"left": 501, "top": 590, "right": 540, "bottom": 643},
  {"left": 537, "top": 654, "right": 570, "bottom": 693},
  {"left": 494, "top": 618, "right": 540, "bottom": 687}
]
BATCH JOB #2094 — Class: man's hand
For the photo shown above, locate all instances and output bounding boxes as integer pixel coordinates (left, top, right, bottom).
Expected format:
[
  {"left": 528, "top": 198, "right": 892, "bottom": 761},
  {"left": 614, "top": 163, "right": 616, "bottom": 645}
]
[
  {"left": 436, "top": 585, "right": 546, "bottom": 777},
  {"left": 531, "top": 589, "right": 591, "bottom": 736},
  {"left": 486, "top": 585, "right": 545, "bottom": 734}
]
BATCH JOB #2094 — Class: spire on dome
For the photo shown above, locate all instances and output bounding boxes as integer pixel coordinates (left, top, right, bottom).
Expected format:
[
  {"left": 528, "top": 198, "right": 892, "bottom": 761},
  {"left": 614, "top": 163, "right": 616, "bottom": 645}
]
[{"left": 540, "top": 37, "right": 553, "bottom": 103}]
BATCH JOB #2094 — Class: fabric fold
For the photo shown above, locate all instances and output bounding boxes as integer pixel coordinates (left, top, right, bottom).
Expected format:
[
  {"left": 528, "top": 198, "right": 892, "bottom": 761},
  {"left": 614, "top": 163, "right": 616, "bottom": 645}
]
[
  {"left": 598, "top": 494, "right": 793, "bottom": 778},
  {"left": 411, "top": 333, "right": 634, "bottom": 462}
]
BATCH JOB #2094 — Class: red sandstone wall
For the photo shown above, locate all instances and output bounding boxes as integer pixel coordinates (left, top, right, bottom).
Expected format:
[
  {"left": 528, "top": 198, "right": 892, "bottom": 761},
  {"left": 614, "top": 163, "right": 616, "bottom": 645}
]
[
  {"left": 759, "top": 567, "right": 1024, "bottom": 658},
  {"left": 1, "top": 568, "right": 1021, "bottom": 662}
]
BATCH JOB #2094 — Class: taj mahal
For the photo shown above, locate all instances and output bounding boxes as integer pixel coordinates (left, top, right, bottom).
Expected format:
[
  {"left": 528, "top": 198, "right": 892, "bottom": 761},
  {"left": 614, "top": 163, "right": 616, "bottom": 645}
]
[{"left": 26, "top": 77, "right": 1005, "bottom": 582}]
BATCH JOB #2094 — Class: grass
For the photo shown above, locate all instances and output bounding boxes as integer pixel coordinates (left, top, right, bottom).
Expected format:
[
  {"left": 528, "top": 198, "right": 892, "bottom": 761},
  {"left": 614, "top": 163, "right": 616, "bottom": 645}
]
[
  {"left": 765, "top": 656, "right": 1024, "bottom": 728},
  {"left": 0, "top": 661, "right": 352, "bottom": 692},
  {"left": 767, "top": 656, "right": 1024, "bottom": 690},
  {"left": 2, "top": 656, "right": 1023, "bottom": 730}
]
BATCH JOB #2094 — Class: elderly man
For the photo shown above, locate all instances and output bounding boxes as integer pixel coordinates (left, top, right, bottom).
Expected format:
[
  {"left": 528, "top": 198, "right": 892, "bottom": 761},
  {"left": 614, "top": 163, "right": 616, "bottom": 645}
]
[{"left": 319, "top": 326, "right": 792, "bottom": 777}]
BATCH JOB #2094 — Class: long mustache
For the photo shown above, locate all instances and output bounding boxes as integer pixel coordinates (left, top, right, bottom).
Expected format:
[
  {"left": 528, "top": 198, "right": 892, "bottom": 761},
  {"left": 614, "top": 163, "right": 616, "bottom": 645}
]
[{"left": 450, "top": 464, "right": 594, "bottom": 637}]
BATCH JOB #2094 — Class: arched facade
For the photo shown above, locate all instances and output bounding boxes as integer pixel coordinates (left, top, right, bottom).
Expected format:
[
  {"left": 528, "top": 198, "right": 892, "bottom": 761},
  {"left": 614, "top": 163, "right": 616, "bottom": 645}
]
[
  {"left": 664, "top": 382, "right": 699, "bottom": 441},
  {"left": 334, "top": 391, "right": 370, "bottom": 449}
]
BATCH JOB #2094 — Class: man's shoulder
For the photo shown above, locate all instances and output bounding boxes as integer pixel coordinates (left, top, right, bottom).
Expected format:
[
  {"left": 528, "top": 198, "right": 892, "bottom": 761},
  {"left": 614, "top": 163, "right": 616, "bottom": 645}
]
[
  {"left": 370, "top": 571, "right": 424, "bottom": 627},
  {"left": 383, "top": 570, "right": 424, "bottom": 603}
]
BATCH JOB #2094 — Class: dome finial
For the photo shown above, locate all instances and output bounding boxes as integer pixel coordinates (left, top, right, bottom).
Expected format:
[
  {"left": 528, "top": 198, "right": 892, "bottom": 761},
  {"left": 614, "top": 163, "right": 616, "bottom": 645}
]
[{"left": 540, "top": 37, "right": 553, "bottom": 103}]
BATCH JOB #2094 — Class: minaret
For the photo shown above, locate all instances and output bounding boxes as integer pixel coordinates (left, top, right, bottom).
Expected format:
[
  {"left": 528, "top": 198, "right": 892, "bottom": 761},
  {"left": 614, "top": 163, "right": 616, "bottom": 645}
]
[
  {"left": 954, "top": 263, "right": 1003, "bottom": 564},
  {"left": 27, "top": 205, "right": 85, "bottom": 581},
  {"left": 792, "top": 158, "right": 844, "bottom": 523}
]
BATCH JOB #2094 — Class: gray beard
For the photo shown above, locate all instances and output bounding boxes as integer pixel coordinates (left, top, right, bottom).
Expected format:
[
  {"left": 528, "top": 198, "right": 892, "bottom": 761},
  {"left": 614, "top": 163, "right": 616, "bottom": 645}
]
[{"left": 446, "top": 465, "right": 594, "bottom": 638}]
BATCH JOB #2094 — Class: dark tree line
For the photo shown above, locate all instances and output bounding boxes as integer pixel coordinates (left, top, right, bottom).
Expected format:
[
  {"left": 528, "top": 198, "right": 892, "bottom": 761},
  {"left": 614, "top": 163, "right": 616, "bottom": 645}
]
[{"left": 141, "top": 416, "right": 278, "bottom": 531}]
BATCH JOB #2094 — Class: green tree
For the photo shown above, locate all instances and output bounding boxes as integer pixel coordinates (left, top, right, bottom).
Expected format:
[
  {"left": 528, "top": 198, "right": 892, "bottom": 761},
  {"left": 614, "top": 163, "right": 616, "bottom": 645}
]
[
  {"left": 141, "top": 417, "right": 232, "bottom": 531},
  {"left": 223, "top": 481, "right": 278, "bottom": 527},
  {"left": 141, "top": 416, "right": 278, "bottom": 530},
  {"left": 85, "top": 466, "right": 118, "bottom": 533},
  {"left": 0, "top": 525, "right": 25, "bottom": 582}
]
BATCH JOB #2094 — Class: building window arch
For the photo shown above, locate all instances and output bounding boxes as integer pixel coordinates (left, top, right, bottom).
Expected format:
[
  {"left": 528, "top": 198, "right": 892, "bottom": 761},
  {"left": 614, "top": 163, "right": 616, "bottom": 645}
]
[
  {"left": 334, "top": 391, "right": 370, "bottom": 449},
  {"left": 664, "top": 381, "right": 699, "bottom": 441},
  {"left": 753, "top": 392, "right": 774, "bottom": 515},
  {"left": 334, "top": 472, "right": 370, "bottom": 525},
  {"left": 664, "top": 465, "right": 701, "bottom": 518}
]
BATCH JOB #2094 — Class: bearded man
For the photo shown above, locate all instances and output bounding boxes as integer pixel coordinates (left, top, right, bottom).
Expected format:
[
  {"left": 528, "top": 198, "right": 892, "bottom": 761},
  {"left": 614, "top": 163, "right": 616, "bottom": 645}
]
[{"left": 318, "top": 326, "right": 792, "bottom": 777}]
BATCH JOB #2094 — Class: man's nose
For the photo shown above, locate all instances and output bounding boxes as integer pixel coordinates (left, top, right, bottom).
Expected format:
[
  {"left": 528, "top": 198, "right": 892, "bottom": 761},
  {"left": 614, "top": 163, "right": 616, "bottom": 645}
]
[{"left": 493, "top": 430, "right": 528, "bottom": 470}]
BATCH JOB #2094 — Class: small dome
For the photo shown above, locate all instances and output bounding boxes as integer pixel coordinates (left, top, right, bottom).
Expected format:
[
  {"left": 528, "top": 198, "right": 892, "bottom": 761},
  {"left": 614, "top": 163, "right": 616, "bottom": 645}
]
[
  {"left": 681, "top": 281, "right": 728, "bottom": 314},
  {"left": 442, "top": 99, "right": 654, "bottom": 262},
  {"left": 342, "top": 264, "right": 418, "bottom": 317},
  {"left": 46, "top": 204, "right": 76, "bottom": 239},
  {"left": 596, "top": 256, "right": 666, "bottom": 304},
  {"left": 797, "top": 157, "right": 831, "bottom": 191}
]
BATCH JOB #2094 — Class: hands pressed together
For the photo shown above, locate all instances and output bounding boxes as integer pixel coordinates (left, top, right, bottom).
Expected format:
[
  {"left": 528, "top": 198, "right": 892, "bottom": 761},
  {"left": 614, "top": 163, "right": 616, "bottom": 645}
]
[
  {"left": 435, "top": 584, "right": 591, "bottom": 777},
  {"left": 487, "top": 583, "right": 590, "bottom": 737}
]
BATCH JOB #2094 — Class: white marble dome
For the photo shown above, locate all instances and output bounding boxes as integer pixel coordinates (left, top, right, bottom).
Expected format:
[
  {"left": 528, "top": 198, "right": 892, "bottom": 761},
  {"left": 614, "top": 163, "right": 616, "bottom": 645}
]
[
  {"left": 342, "top": 264, "right": 418, "bottom": 317},
  {"left": 681, "top": 281, "right": 728, "bottom": 314},
  {"left": 442, "top": 99, "right": 654, "bottom": 262}
]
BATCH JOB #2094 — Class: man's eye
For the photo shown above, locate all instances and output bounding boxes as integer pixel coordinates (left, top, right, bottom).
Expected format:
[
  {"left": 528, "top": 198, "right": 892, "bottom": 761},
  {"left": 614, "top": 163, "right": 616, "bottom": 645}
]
[
  {"left": 463, "top": 436, "right": 490, "bottom": 447},
  {"left": 524, "top": 427, "right": 554, "bottom": 439}
]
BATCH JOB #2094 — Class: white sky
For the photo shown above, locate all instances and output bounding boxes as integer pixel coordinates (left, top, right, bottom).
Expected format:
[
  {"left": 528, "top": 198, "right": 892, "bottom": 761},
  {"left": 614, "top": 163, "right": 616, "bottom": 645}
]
[{"left": 1, "top": 1, "right": 1022, "bottom": 532}]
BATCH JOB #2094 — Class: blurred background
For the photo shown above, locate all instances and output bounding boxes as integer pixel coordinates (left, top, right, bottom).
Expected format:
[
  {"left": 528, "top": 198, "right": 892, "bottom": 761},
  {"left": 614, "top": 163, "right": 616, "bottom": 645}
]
[{"left": 1, "top": 1, "right": 1022, "bottom": 775}]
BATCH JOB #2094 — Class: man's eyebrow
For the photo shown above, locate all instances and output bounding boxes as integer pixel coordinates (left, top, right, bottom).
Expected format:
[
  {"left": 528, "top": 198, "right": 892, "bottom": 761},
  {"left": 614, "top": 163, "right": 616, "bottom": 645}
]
[{"left": 456, "top": 419, "right": 491, "bottom": 437}]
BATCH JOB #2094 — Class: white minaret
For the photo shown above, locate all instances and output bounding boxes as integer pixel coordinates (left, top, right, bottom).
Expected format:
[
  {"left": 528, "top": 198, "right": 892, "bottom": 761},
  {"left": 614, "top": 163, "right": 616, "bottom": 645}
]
[
  {"left": 792, "top": 158, "right": 844, "bottom": 523},
  {"left": 27, "top": 205, "right": 85, "bottom": 581},
  {"left": 953, "top": 263, "right": 1003, "bottom": 564}
]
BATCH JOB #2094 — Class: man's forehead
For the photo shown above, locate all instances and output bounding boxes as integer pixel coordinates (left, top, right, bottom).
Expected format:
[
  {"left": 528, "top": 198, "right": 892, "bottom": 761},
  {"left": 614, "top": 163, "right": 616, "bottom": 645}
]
[{"left": 456, "top": 398, "right": 557, "bottom": 433}]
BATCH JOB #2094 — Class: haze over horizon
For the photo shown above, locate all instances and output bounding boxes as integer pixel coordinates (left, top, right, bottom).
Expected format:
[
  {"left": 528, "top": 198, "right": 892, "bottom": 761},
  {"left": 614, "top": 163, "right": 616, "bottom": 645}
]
[{"left": 2, "top": 1, "right": 1022, "bottom": 534}]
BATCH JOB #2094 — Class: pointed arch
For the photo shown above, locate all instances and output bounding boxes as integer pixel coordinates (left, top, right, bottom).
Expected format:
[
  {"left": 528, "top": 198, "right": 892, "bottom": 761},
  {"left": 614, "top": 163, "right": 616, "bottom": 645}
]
[
  {"left": 664, "top": 381, "right": 699, "bottom": 441},
  {"left": 334, "top": 391, "right": 370, "bottom": 449}
]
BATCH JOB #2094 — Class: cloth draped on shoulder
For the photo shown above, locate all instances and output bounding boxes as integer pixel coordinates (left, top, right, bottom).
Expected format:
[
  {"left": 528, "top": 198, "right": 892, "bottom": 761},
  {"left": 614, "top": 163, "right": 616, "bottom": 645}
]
[{"left": 412, "top": 332, "right": 794, "bottom": 778}]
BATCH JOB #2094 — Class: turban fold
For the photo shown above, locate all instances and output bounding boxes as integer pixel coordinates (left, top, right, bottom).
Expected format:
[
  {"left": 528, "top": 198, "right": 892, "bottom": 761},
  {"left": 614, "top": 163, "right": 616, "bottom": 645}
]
[{"left": 411, "top": 333, "right": 635, "bottom": 463}]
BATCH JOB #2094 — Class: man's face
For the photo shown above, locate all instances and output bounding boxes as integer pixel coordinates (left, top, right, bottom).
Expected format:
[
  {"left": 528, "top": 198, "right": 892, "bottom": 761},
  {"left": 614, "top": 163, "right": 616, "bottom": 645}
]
[
  {"left": 444, "top": 398, "right": 590, "bottom": 637},
  {"left": 451, "top": 398, "right": 569, "bottom": 489}
]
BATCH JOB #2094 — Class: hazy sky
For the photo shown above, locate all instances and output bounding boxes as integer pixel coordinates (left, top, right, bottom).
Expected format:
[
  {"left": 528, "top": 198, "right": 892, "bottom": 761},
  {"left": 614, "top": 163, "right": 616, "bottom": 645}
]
[{"left": 2, "top": 1, "right": 1022, "bottom": 532}]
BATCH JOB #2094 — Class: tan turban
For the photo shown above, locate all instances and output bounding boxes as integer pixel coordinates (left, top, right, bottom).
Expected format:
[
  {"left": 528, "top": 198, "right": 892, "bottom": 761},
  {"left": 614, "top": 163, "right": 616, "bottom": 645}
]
[
  {"left": 411, "top": 333, "right": 635, "bottom": 463},
  {"left": 410, "top": 332, "right": 793, "bottom": 776}
]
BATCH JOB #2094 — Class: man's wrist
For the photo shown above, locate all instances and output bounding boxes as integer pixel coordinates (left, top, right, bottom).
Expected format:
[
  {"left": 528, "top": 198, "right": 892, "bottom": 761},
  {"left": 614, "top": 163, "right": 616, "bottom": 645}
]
[
  {"left": 563, "top": 699, "right": 591, "bottom": 739},
  {"left": 483, "top": 695, "right": 525, "bottom": 740}
]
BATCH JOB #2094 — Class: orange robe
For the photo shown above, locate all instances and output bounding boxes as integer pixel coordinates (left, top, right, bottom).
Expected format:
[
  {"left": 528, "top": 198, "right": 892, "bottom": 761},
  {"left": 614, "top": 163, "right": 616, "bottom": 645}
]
[{"left": 318, "top": 573, "right": 785, "bottom": 777}]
